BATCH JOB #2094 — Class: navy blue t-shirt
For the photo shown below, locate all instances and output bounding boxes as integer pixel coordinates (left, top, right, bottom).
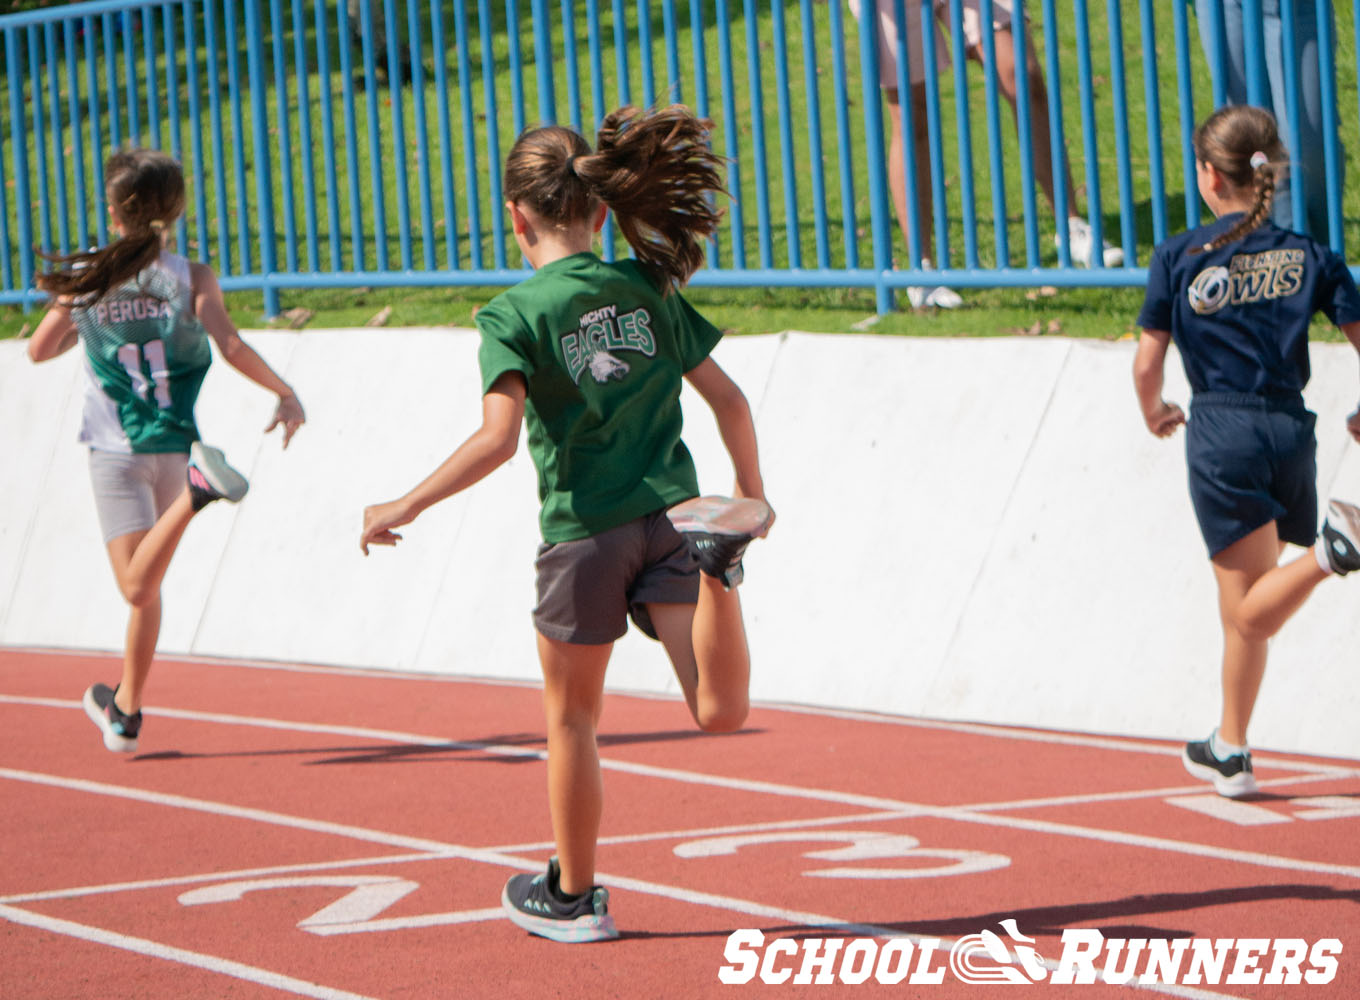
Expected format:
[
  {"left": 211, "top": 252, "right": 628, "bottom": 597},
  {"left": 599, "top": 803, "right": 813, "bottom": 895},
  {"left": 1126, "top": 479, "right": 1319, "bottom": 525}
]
[{"left": 1137, "top": 215, "right": 1360, "bottom": 396}]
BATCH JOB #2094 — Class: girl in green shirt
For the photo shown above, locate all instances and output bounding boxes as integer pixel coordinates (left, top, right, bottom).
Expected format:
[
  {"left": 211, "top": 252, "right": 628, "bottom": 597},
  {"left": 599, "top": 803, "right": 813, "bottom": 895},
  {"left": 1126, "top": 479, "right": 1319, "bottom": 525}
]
[
  {"left": 28, "top": 149, "right": 304, "bottom": 754},
  {"left": 361, "top": 105, "right": 773, "bottom": 943}
]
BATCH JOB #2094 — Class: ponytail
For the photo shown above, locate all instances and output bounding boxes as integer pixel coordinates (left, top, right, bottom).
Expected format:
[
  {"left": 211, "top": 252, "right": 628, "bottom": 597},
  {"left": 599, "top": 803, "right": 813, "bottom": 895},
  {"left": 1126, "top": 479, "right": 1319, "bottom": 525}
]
[
  {"left": 37, "top": 148, "right": 185, "bottom": 303},
  {"left": 503, "top": 105, "right": 726, "bottom": 293}
]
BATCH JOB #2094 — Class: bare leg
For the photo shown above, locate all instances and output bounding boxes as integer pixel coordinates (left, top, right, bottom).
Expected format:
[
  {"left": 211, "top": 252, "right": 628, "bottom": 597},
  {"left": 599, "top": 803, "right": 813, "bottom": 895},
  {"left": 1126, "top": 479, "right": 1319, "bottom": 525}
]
[
  {"left": 1210, "top": 522, "right": 1329, "bottom": 745},
  {"left": 103, "top": 487, "right": 199, "bottom": 715},
  {"left": 648, "top": 576, "right": 752, "bottom": 734},
  {"left": 883, "top": 86, "right": 936, "bottom": 265},
  {"left": 536, "top": 632, "right": 612, "bottom": 896},
  {"left": 966, "top": 27, "right": 1075, "bottom": 221}
]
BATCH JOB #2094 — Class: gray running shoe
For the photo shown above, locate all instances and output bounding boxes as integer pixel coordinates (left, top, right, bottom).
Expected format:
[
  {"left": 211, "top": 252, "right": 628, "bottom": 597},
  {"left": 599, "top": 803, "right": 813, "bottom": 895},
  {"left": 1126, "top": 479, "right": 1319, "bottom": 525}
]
[
  {"left": 1319, "top": 499, "right": 1360, "bottom": 576},
  {"left": 187, "top": 442, "right": 249, "bottom": 511}
]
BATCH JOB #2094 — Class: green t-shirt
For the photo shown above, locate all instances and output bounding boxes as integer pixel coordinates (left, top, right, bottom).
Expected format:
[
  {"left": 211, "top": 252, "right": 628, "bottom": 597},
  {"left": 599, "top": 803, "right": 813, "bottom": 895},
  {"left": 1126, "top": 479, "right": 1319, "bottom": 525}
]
[
  {"left": 476, "top": 253, "right": 722, "bottom": 542},
  {"left": 73, "top": 252, "right": 210, "bottom": 454}
]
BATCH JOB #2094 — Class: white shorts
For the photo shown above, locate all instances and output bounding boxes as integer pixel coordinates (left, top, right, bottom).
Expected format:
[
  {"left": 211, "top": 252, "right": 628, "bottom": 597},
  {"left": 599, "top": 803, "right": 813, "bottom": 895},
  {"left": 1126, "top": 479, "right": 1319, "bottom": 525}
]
[
  {"left": 88, "top": 449, "right": 187, "bottom": 543},
  {"left": 849, "top": 0, "right": 1017, "bottom": 88}
]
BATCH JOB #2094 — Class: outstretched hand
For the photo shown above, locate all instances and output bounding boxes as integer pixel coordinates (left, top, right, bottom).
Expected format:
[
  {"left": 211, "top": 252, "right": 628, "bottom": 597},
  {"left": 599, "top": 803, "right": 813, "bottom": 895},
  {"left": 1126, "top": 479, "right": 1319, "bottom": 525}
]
[
  {"left": 1145, "top": 401, "right": 1186, "bottom": 438},
  {"left": 361, "top": 499, "right": 414, "bottom": 555},
  {"left": 266, "top": 393, "right": 306, "bottom": 448}
]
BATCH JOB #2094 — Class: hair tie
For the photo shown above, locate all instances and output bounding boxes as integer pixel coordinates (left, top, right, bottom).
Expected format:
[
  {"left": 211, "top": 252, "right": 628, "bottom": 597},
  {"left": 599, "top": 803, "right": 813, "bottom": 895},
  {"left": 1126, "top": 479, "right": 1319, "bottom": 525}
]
[
  {"left": 1249, "top": 151, "right": 1269, "bottom": 170},
  {"left": 149, "top": 219, "right": 166, "bottom": 232},
  {"left": 565, "top": 155, "right": 579, "bottom": 172}
]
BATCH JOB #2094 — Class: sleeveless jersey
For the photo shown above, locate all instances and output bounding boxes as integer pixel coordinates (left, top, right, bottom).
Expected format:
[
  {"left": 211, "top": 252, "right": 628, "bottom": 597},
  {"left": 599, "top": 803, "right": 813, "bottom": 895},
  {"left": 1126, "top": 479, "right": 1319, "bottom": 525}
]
[{"left": 73, "top": 251, "right": 210, "bottom": 454}]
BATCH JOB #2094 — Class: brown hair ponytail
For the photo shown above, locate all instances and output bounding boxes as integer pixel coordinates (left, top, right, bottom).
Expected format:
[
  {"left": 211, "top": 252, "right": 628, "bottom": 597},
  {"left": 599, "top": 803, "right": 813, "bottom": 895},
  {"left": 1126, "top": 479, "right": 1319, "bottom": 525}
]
[
  {"left": 1189, "top": 105, "right": 1286, "bottom": 255},
  {"left": 37, "top": 148, "right": 185, "bottom": 302},
  {"left": 503, "top": 105, "right": 726, "bottom": 293}
]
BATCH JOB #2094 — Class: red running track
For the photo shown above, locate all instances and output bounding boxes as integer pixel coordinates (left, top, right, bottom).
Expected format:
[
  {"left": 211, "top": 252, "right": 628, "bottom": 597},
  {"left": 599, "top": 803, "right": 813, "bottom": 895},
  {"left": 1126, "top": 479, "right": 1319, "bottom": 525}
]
[{"left": 3, "top": 647, "right": 1358, "bottom": 999}]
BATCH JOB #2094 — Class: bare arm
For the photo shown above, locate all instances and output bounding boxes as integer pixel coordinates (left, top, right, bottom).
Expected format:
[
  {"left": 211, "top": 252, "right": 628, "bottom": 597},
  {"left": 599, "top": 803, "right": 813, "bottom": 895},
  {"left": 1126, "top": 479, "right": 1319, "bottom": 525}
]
[
  {"left": 192, "top": 262, "right": 305, "bottom": 447},
  {"left": 1341, "top": 320, "right": 1360, "bottom": 444},
  {"left": 1132, "top": 328, "right": 1186, "bottom": 438},
  {"left": 360, "top": 371, "right": 526, "bottom": 554},
  {"left": 684, "top": 356, "right": 772, "bottom": 529},
  {"left": 26, "top": 302, "right": 78, "bottom": 363}
]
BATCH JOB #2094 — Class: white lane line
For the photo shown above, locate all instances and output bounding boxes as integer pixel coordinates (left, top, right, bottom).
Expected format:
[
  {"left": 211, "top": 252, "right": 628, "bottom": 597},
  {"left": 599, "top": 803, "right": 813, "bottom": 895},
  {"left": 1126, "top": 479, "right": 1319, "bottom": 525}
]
[
  {"left": 0, "top": 852, "right": 451, "bottom": 906},
  {"left": 3, "top": 654, "right": 1350, "bottom": 776},
  {"left": 6, "top": 701, "right": 1359, "bottom": 882},
  {"left": 0, "top": 903, "right": 380, "bottom": 1000},
  {"left": 0, "top": 767, "right": 1259, "bottom": 1000}
]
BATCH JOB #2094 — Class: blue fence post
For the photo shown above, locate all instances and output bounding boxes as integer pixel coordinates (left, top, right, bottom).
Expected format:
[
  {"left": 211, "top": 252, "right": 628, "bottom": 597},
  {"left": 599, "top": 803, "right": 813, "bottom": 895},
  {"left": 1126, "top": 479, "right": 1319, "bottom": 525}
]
[
  {"left": 859, "top": 0, "right": 892, "bottom": 312},
  {"left": 243, "top": 0, "right": 279, "bottom": 316}
]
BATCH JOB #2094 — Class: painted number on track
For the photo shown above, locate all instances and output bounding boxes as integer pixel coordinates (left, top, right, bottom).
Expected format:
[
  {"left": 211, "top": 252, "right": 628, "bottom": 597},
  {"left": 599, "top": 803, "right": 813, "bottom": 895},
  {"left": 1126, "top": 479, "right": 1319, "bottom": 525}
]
[{"left": 673, "top": 830, "right": 1010, "bottom": 879}]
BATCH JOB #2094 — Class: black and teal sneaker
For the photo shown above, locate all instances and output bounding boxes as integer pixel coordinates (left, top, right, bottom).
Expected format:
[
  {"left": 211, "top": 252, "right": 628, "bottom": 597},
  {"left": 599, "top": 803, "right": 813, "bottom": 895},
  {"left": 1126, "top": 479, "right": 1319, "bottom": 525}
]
[
  {"left": 83, "top": 683, "right": 142, "bottom": 753},
  {"left": 187, "top": 442, "right": 249, "bottom": 512},
  {"left": 501, "top": 857, "right": 618, "bottom": 943}
]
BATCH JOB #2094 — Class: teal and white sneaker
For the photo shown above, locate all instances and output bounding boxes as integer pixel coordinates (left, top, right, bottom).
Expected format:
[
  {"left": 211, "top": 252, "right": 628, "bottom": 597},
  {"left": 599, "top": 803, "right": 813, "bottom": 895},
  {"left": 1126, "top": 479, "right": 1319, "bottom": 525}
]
[
  {"left": 187, "top": 442, "right": 249, "bottom": 511},
  {"left": 502, "top": 857, "right": 618, "bottom": 943},
  {"left": 666, "top": 496, "right": 773, "bottom": 589}
]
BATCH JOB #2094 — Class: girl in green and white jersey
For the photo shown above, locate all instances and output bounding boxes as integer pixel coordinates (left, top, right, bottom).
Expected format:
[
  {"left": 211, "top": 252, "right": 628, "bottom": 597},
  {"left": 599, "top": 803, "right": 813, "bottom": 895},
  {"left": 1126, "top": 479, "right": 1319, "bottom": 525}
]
[
  {"left": 361, "top": 106, "right": 774, "bottom": 943},
  {"left": 28, "top": 148, "right": 304, "bottom": 753}
]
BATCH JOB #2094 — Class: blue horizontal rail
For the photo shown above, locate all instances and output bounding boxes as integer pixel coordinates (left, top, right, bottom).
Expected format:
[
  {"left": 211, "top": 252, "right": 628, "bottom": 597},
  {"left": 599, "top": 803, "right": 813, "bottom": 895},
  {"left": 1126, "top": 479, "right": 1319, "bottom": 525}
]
[{"left": 0, "top": 0, "right": 1353, "bottom": 316}]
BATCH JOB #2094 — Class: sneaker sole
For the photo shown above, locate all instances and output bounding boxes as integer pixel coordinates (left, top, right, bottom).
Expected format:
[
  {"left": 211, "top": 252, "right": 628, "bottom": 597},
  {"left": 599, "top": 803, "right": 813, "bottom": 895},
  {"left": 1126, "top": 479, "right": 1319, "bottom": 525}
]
[
  {"left": 499, "top": 884, "right": 619, "bottom": 943},
  {"left": 83, "top": 686, "right": 138, "bottom": 753},
  {"left": 190, "top": 442, "right": 249, "bottom": 503},
  {"left": 1182, "top": 748, "right": 1257, "bottom": 798},
  {"left": 1324, "top": 499, "right": 1360, "bottom": 573},
  {"left": 667, "top": 496, "right": 772, "bottom": 538}
]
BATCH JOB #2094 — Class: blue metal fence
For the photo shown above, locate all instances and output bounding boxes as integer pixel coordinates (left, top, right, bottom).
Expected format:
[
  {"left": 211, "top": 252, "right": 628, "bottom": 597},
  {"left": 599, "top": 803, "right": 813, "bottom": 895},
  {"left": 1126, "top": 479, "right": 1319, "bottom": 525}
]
[{"left": 0, "top": 0, "right": 1353, "bottom": 315}]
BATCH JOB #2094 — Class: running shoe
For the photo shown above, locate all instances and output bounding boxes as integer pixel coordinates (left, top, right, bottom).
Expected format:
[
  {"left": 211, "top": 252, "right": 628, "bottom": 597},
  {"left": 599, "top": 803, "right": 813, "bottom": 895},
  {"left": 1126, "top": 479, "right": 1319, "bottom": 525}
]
[
  {"left": 1061, "top": 216, "right": 1124, "bottom": 268},
  {"left": 1319, "top": 499, "right": 1360, "bottom": 576},
  {"left": 501, "top": 857, "right": 618, "bottom": 943},
  {"left": 1183, "top": 732, "right": 1257, "bottom": 798},
  {"left": 83, "top": 683, "right": 142, "bottom": 753},
  {"left": 666, "top": 495, "right": 773, "bottom": 589},
  {"left": 187, "top": 442, "right": 249, "bottom": 511},
  {"left": 905, "top": 258, "right": 963, "bottom": 310}
]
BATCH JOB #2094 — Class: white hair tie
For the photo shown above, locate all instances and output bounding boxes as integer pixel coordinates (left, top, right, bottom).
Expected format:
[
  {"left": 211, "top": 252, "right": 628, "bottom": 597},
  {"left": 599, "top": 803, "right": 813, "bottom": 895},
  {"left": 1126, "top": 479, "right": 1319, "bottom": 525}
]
[{"left": 1250, "top": 151, "right": 1269, "bottom": 170}]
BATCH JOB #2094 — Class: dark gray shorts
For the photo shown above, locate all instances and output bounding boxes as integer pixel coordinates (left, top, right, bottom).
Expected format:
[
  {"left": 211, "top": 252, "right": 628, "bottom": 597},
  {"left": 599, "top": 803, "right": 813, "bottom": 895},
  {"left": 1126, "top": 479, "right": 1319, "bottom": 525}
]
[
  {"left": 87, "top": 449, "right": 187, "bottom": 544},
  {"left": 533, "top": 509, "right": 699, "bottom": 645}
]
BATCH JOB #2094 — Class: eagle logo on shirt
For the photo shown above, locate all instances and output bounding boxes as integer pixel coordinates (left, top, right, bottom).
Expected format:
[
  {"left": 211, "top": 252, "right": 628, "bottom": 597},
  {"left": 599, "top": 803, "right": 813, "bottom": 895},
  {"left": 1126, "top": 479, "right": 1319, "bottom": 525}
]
[
  {"left": 587, "top": 351, "right": 630, "bottom": 382},
  {"left": 561, "top": 304, "right": 656, "bottom": 384}
]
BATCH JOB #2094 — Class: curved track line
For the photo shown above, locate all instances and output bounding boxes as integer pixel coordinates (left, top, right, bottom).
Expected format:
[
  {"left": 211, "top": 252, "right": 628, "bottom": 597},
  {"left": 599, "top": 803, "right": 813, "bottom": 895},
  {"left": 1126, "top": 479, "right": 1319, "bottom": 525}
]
[{"left": 0, "top": 903, "right": 380, "bottom": 1000}]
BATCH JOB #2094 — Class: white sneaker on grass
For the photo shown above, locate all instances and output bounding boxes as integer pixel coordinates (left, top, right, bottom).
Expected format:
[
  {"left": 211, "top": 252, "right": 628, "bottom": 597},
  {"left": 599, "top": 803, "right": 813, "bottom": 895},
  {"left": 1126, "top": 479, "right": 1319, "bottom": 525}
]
[
  {"left": 905, "top": 258, "right": 963, "bottom": 309},
  {"left": 1061, "top": 216, "right": 1124, "bottom": 268}
]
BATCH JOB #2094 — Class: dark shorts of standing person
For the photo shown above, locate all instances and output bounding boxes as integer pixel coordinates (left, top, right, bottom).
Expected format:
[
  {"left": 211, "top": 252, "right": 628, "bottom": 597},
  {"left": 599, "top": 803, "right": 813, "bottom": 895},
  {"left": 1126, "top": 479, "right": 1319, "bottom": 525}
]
[
  {"left": 1186, "top": 392, "right": 1318, "bottom": 558},
  {"left": 533, "top": 508, "right": 700, "bottom": 644}
]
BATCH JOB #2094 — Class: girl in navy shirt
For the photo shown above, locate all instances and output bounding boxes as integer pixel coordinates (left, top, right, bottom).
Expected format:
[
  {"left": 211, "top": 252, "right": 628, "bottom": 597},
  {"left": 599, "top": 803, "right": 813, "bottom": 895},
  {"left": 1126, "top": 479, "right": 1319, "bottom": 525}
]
[{"left": 1133, "top": 105, "right": 1360, "bottom": 797}]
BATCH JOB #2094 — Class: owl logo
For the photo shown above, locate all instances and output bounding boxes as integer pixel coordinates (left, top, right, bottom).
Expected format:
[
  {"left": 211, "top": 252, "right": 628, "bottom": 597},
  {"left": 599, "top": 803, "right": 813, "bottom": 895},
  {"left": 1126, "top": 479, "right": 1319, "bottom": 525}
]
[{"left": 1188, "top": 265, "right": 1231, "bottom": 315}]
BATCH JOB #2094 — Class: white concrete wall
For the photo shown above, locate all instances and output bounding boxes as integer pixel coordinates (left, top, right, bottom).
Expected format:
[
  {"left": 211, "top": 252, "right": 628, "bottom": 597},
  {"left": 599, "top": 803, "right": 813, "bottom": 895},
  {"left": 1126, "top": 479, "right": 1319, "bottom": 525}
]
[{"left": 3, "top": 330, "right": 1357, "bottom": 758}]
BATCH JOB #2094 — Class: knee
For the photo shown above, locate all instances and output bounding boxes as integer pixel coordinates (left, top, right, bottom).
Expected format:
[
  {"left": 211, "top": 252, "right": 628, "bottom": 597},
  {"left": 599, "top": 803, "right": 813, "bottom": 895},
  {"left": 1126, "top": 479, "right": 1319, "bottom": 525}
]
[
  {"left": 1227, "top": 610, "right": 1277, "bottom": 644},
  {"left": 117, "top": 582, "right": 157, "bottom": 608},
  {"left": 696, "top": 701, "right": 748, "bottom": 734}
]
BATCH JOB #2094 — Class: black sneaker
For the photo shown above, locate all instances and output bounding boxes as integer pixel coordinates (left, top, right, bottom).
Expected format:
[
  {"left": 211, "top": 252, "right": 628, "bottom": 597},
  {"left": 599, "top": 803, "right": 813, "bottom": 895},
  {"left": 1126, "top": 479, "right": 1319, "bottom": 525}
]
[
  {"left": 1319, "top": 499, "right": 1360, "bottom": 575},
  {"left": 1183, "top": 732, "right": 1257, "bottom": 797},
  {"left": 666, "top": 496, "right": 773, "bottom": 589},
  {"left": 83, "top": 683, "right": 142, "bottom": 753},
  {"left": 501, "top": 857, "right": 618, "bottom": 943},
  {"left": 187, "top": 442, "right": 249, "bottom": 512}
]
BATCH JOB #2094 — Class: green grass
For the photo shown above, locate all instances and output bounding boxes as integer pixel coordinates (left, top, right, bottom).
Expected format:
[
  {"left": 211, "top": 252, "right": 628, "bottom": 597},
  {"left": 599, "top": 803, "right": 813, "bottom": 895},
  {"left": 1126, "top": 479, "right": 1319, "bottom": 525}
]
[{"left": 0, "top": 1, "right": 1355, "bottom": 342}]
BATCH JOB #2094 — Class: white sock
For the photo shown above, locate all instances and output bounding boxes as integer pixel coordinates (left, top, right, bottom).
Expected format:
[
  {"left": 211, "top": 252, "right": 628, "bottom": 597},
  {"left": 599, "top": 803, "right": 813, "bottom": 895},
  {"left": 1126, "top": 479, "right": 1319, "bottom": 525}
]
[
  {"left": 1315, "top": 538, "right": 1335, "bottom": 575},
  {"left": 1212, "top": 730, "right": 1246, "bottom": 760}
]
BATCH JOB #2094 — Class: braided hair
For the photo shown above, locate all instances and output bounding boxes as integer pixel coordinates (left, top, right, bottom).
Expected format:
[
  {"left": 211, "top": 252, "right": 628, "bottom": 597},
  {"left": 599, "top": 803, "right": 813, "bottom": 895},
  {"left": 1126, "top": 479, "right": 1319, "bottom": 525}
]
[{"left": 1189, "top": 105, "right": 1286, "bottom": 255}]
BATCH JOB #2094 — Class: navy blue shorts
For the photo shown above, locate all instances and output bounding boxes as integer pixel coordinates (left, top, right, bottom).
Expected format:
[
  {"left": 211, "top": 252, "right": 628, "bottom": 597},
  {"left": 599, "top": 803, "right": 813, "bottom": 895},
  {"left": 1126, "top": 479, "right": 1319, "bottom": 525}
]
[{"left": 1186, "top": 393, "right": 1318, "bottom": 558}]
